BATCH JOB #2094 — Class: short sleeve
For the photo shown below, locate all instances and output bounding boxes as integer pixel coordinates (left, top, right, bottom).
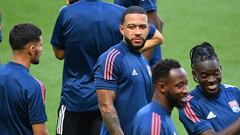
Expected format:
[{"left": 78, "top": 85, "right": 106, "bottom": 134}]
[
  {"left": 179, "top": 101, "right": 212, "bottom": 134},
  {"left": 50, "top": 9, "right": 65, "bottom": 49},
  {"left": 140, "top": 0, "right": 157, "bottom": 12},
  {"left": 147, "top": 23, "right": 156, "bottom": 39},
  {"left": 27, "top": 80, "right": 47, "bottom": 124},
  {"left": 132, "top": 112, "right": 151, "bottom": 135},
  {"left": 94, "top": 48, "right": 122, "bottom": 91}
]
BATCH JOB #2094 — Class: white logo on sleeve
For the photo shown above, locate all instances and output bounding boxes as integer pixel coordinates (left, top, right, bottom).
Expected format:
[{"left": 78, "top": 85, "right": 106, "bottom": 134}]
[
  {"left": 132, "top": 69, "right": 138, "bottom": 76},
  {"left": 207, "top": 111, "right": 216, "bottom": 119}
]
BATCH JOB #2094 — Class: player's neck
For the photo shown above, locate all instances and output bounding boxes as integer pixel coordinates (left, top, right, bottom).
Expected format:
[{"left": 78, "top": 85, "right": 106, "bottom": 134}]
[
  {"left": 11, "top": 52, "right": 31, "bottom": 69},
  {"left": 153, "top": 93, "right": 173, "bottom": 114}
]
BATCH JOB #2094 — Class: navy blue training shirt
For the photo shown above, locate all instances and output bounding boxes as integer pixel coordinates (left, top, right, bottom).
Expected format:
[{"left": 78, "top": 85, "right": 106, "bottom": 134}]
[
  {"left": 0, "top": 62, "right": 47, "bottom": 135},
  {"left": 179, "top": 84, "right": 240, "bottom": 134},
  {"left": 94, "top": 41, "right": 153, "bottom": 135},
  {"left": 51, "top": 0, "right": 156, "bottom": 112},
  {"left": 132, "top": 101, "right": 178, "bottom": 135}
]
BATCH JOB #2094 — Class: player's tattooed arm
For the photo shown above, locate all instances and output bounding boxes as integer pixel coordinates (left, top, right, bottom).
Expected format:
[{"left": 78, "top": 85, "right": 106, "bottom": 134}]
[{"left": 96, "top": 89, "right": 124, "bottom": 135}]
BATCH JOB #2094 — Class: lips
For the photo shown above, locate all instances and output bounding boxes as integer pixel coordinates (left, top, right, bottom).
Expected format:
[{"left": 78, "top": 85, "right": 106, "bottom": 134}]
[
  {"left": 132, "top": 38, "right": 142, "bottom": 43},
  {"left": 207, "top": 84, "right": 218, "bottom": 91},
  {"left": 178, "top": 97, "right": 188, "bottom": 108},
  {"left": 181, "top": 97, "right": 188, "bottom": 102}
]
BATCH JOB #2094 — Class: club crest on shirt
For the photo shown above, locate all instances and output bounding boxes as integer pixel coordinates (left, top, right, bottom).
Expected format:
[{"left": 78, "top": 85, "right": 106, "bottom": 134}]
[
  {"left": 146, "top": 65, "right": 152, "bottom": 78},
  {"left": 228, "top": 100, "right": 240, "bottom": 113}
]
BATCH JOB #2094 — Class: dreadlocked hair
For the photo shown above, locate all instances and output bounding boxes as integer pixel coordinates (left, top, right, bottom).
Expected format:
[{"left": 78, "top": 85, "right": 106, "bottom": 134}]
[{"left": 190, "top": 42, "right": 218, "bottom": 68}]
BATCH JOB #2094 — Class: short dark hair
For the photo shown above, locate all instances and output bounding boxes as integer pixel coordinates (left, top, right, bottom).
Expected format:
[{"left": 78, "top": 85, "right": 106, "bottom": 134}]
[
  {"left": 121, "top": 6, "right": 148, "bottom": 25},
  {"left": 152, "top": 59, "right": 181, "bottom": 85},
  {"left": 9, "top": 23, "right": 41, "bottom": 50},
  {"left": 69, "top": 0, "right": 79, "bottom": 4},
  {"left": 190, "top": 42, "right": 218, "bottom": 68}
]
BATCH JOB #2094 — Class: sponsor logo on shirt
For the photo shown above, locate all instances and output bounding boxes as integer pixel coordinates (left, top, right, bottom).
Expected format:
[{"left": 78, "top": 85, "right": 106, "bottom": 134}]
[
  {"left": 131, "top": 69, "right": 138, "bottom": 76},
  {"left": 228, "top": 100, "right": 240, "bottom": 113},
  {"left": 207, "top": 111, "right": 216, "bottom": 119}
]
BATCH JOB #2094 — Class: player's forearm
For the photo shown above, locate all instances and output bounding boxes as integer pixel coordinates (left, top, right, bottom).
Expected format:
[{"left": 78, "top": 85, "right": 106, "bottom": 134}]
[
  {"left": 217, "top": 118, "right": 240, "bottom": 135},
  {"left": 32, "top": 123, "right": 49, "bottom": 135},
  {"left": 141, "top": 38, "right": 162, "bottom": 52},
  {"left": 200, "top": 118, "right": 240, "bottom": 135},
  {"left": 102, "top": 112, "right": 124, "bottom": 135},
  {"left": 140, "top": 29, "right": 164, "bottom": 53},
  {"left": 142, "top": 48, "right": 153, "bottom": 61},
  {"left": 52, "top": 46, "right": 65, "bottom": 60},
  {"left": 99, "top": 104, "right": 124, "bottom": 135},
  {"left": 97, "top": 90, "right": 124, "bottom": 135}
]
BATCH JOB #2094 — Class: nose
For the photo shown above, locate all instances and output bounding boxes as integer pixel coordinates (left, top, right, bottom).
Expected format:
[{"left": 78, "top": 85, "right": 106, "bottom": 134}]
[
  {"left": 208, "top": 75, "right": 216, "bottom": 83},
  {"left": 134, "top": 27, "right": 142, "bottom": 35},
  {"left": 182, "top": 85, "right": 189, "bottom": 95}
]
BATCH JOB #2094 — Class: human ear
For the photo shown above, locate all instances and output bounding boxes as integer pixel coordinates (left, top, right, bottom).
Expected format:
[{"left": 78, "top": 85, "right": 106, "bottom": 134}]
[
  {"left": 28, "top": 44, "right": 35, "bottom": 55},
  {"left": 156, "top": 82, "right": 165, "bottom": 93},
  {"left": 192, "top": 70, "right": 199, "bottom": 83},
  {"left": 119, "top": 25, "right": 124, "bottom": 35}
]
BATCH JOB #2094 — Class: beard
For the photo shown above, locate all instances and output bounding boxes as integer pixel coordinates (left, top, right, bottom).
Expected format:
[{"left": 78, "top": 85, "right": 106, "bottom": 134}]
[
  {"left": 31, "top": 57, "right": 40, "bottom": 65},
  {"left": 32, "top": 60, "right": 39, "bottom": 65},
  {"left": 124, "top": 35, "right": 146, "bottom": 51},
  {"left": 166, "top": 92, "right": 186, "bottom": 109}
]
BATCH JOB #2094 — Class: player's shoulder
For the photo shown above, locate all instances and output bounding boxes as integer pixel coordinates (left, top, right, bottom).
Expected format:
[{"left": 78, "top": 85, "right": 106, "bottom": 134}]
[
  {"left": 0, "top": 63, "right": 6, "bottom": 71},
  {"left": 0, "top": 64, "right": 7, "bottom": 81},
  {"left": 103, "top": 2, "right": 126, "bottom": 10},
  {"left": 59, "top": 5, "right": 68, "bottom": 12},
  {"left": 221, "top": 84, "right": 239, "bottom": 90},
  {"left": 101, "top": 43, "right": 126, "bottom": 59},
  {"left": 221, "top": 84, "right": 240, "bottom": 94},
  {"left": 134, "top": 103, "right": 155, "bottom": 124},
  {"left": 22, "top": 74, "right": 42, "bottom": 89},
  {"left": 187, "top": 87, "right": 203, "bottom": 102},
  {"left": 136, "top": 102, "right": 162, "bottom": 117}
]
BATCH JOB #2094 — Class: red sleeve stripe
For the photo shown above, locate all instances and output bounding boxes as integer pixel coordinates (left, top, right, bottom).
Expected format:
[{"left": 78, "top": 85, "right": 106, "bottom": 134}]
[
  {"left": 104, "top": 49, "right": 117, "bottom": 80},
  {"left": 33, "top": 77, "right": 46, "bottom": 105},
  {"left": 186, "top": 95, "right": 193, "bottom": 101},
  {"left": 104, "top": 49, "right": 120, "bottom": 80},
  {"left": 151, "top": 112, "right": 161, "bottom": 135},
  {"left": 183, "top": 102, "right": 200, "bottom": 123}
]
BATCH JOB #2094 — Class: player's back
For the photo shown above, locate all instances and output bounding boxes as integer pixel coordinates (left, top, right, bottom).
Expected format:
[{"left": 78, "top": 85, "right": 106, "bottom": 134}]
[
  {"left": 59, "top": 1, "right": 124, "bottom": 73},
  {"left": 51, "top": 1, "right": 126, "bottom": 112},
  {"left": 0, "top": 62, "right": 40, "bottom": 135}
]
